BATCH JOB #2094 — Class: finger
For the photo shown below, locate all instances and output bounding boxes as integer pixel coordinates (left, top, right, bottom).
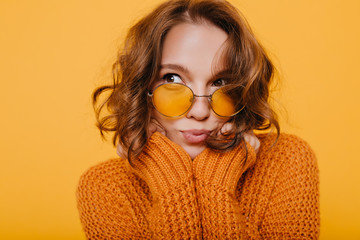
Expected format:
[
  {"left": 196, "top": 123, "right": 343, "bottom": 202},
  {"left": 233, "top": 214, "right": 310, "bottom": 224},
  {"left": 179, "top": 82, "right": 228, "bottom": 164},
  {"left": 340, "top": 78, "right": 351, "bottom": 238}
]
[
  {"left": 219, "top": 122, "right": 234, "bottom": 136},
  {"left": 116, "top": 143, "right": 127, "bottom": 159},
  {"left": 148, "top": 118, "right": 167, "bottom": 137},
  {"left": 243, "top": 131, "right": 260, "bottom": 153},
  {"left": 254, "top": 137, "right": 260, "bottom": 153},
  {"left": 148, "top": 122, "right": 157, "bottom": 135}
]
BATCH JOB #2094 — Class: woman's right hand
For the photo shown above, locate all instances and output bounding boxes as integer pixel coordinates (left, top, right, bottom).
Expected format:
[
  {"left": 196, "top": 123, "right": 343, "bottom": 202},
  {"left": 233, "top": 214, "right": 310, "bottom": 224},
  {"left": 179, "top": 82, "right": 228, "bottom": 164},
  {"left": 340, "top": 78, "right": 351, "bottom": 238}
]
[{"left": 147, "top": 118, "right": 167, "bottom": 137}]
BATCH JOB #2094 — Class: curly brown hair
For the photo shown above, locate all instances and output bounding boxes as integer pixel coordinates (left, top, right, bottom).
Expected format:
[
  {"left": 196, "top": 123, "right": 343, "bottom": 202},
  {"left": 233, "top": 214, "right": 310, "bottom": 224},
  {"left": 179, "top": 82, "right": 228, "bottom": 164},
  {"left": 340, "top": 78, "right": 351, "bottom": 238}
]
[{"left": 93, "top": 0, "right": 280, "bottom": 161}]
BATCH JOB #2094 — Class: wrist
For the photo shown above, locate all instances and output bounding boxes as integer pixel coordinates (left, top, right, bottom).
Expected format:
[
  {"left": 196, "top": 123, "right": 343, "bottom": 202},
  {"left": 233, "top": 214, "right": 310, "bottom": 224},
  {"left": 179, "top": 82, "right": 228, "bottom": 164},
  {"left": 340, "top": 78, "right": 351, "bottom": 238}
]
[
  {"left": 193, "top": 141, "right": 256, "bottom": 193},
  {"left": 132, "top": 132, "right": 193, "bottom": 195}
]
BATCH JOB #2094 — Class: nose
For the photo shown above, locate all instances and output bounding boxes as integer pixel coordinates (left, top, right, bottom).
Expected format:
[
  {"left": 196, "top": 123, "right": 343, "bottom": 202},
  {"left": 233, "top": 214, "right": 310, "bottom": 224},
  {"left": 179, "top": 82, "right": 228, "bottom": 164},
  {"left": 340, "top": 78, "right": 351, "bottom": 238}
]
[{"left": 186, "top": 95, "right": 211, "bottom": 120}]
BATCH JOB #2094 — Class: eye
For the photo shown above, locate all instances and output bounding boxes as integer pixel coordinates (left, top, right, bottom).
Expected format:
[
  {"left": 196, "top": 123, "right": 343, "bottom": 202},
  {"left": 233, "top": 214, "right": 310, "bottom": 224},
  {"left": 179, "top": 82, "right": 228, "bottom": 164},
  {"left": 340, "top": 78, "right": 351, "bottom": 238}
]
[
  {"left": 212, "top": 79, "right": 226, "bottom": 87},
  {"left": 162, "top": 73, "right": 183, "bottom": 84}
]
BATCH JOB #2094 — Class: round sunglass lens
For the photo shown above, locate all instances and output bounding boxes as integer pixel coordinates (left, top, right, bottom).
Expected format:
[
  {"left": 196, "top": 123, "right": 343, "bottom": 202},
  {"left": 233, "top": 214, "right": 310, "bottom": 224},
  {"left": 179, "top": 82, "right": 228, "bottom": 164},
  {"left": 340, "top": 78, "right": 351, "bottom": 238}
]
[
  {"left": 152, "top": 84, "right": 193, "bottom": 117},
  {"left": 211, "top": 88, "right": 238, "bottom": 117}
]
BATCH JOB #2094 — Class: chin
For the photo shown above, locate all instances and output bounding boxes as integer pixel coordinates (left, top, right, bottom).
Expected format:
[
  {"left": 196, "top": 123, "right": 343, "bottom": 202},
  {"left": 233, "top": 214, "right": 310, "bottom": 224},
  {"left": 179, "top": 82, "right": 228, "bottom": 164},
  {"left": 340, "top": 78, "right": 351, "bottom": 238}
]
[{"left": 183, "top": 144, "right": 206, "bottom": 160}]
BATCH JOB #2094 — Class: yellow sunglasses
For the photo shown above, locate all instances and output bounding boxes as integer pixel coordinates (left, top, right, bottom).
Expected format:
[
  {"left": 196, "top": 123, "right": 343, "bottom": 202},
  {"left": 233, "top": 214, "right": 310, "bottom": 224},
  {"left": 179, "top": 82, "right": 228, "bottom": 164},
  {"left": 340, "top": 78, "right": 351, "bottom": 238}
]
[{"left": 148, "top": 83, "right": 244, "bottom": 118}]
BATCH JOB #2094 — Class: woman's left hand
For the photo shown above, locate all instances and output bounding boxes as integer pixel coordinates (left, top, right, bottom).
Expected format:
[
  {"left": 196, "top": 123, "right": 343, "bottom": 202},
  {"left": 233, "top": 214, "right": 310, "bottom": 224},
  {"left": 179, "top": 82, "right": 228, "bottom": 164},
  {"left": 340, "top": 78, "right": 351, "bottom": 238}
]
[
  {"left": 243, "top": 131, "right": 260, "bottom": 153},
  {"left": 220, "top": 122, "right": 260, "bottom": 153}
]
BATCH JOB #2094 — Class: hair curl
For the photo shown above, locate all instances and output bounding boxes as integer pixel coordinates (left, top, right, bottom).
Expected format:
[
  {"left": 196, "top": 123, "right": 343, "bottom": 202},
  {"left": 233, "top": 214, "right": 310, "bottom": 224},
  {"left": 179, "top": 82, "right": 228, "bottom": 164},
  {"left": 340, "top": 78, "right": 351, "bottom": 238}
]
[{"left": 93, "top": 0, "right": 280, "bottom": 162}]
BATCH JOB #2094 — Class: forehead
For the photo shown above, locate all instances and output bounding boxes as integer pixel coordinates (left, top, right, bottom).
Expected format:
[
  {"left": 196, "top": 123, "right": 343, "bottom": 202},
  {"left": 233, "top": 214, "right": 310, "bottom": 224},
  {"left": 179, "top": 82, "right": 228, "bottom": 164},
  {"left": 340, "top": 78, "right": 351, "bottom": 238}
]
[{"left": 161, "top": 22, "right": 228, "bottom": 77}]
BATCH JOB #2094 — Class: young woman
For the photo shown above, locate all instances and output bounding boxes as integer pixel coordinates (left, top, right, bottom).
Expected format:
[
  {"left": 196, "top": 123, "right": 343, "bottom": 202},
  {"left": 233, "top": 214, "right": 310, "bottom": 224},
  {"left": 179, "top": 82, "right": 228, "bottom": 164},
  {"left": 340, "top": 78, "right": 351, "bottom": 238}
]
[{"left": 77, "top": 0, "right": 320, "bottom": 239}]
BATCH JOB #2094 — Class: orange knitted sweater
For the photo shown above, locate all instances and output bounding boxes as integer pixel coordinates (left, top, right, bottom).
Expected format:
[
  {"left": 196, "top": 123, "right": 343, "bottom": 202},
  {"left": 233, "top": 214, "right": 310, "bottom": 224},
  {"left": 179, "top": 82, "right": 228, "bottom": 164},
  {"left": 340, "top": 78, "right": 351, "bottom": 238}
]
[{"left": 77, "top": 132, "right": 320, "bottom": 239}]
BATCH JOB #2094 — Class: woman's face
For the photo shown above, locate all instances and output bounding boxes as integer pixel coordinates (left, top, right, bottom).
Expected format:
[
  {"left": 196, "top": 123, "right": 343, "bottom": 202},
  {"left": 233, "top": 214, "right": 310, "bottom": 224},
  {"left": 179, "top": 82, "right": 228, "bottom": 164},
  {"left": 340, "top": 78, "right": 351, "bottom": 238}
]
[{"left": 151, "top": 22, "right": 229, "bottom": 159}]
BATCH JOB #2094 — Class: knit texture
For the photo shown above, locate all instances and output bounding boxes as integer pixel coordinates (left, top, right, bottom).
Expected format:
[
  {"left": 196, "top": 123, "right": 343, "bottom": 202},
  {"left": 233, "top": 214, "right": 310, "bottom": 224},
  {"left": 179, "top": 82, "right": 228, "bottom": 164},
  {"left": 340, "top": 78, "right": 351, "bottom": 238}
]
[{"left": 77, "top": 132, "right": 320, "bottom": 239}]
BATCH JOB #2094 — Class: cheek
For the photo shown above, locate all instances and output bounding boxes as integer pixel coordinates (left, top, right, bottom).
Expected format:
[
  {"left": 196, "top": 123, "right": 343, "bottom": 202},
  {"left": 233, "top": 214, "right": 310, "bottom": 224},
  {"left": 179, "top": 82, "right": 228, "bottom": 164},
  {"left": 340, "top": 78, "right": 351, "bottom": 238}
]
[
  {"left": 151, "top": 110, "right": 176, "bottom": 132},
  {"left": 212, "top": 115, "right": 229, "bottom": 125}
]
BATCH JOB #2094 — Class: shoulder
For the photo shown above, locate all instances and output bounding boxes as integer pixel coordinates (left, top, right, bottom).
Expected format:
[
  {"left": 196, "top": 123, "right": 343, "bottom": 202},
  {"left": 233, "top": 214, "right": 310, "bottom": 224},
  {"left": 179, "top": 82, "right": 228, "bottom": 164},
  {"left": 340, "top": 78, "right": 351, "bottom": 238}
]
[
  {"left": 246, "top": 133, "right": 319, "bottom": 212},
  {"left": 78, "top": 158, "right": 129, "bottom": 188},
  {"left": 257, "top": 132, "right": 313, "bottom": 150},
  {"left": 255, "top": 132, "right": 318, "bottom": 174},
  {"left": 251, "top": 134, "right": 320, "bottom": 238},
  {"left": 76, "top": 159, "right": 152, "bottom": 237},
  {"left": 77, "top": 158, "right": 148, "bottom": 202},
  {"left": 258, "top": 132, "right": 316, "bottom": 158}
]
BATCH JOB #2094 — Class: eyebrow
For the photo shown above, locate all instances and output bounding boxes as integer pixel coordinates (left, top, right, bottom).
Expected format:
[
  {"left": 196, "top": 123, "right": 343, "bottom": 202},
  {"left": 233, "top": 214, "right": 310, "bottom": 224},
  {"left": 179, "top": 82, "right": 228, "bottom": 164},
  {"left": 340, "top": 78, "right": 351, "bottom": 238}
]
[
  {"left": 160, "top": 63, "right": 230, "bottom": 79},
  {"left": 160, "top": 64, "right": 190, "bottom": 75}
]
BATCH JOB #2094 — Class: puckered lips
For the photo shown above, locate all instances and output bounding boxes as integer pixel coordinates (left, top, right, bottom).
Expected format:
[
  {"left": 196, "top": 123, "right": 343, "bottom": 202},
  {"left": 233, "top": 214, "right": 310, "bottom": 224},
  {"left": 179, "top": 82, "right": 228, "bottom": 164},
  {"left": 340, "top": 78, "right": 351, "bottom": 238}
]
[{"left": 181, "top": 129, "right": 211, "bottom": 144}]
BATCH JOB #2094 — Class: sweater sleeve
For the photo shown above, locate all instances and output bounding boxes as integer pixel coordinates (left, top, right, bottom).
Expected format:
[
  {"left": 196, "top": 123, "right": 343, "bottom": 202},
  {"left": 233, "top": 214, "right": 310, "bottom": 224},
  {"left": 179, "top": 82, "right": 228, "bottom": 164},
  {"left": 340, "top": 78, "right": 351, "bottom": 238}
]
[
  {"left": 131, "top": 132, "right": 202, "bottom": 239},
  {"left": 259, "top": 135, "right": 320, "bottom": 239},
  {"left": 77, "top": 132, "right": 202, "bottom": 239},
  {"left": 193, "top": 141, "right": 257, "bottom": 239}
]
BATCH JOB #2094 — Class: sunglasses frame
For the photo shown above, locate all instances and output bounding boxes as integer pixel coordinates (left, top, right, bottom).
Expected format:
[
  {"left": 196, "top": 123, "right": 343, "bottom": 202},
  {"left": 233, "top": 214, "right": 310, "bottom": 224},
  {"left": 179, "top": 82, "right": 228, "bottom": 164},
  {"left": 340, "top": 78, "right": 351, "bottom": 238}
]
[{"left": 147, "top": 83, "right": 245, "bottom": 118}]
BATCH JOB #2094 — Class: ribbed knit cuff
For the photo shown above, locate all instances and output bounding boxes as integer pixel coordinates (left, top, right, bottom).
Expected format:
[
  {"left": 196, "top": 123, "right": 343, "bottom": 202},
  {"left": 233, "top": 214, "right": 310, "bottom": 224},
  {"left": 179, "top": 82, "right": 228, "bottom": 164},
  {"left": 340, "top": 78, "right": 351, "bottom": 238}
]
[
  {"left": 131, "top": 132, "right": 193, "bottom": 196},
  {"left": 193, "top": 141, "right": 256, "bottom": 193}
]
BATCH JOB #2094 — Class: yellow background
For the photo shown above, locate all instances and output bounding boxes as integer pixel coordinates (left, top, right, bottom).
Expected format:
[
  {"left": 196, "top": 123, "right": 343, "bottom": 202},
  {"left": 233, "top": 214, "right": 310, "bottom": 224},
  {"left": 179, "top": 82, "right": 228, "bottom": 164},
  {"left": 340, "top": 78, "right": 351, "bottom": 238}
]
[{"left": 1, "top": 0, "right": 359, "bottom": 239}]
